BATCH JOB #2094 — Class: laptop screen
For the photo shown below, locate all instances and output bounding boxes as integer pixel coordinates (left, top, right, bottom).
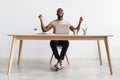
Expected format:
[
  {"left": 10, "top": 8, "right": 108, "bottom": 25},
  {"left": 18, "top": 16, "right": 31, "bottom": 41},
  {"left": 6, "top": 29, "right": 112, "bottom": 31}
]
[{"left": 55, "top": 24, "right": 70, "bottom": 34}]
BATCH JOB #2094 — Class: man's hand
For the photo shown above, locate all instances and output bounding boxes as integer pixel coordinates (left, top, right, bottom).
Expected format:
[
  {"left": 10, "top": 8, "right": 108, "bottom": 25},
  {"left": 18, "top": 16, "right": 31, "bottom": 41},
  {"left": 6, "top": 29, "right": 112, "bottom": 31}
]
[
  {"left": 38, "top": 15, "right": 43, "bottom": 21},
  {"left": 79, "top": 17, "right": 83, "bottom": 23}
]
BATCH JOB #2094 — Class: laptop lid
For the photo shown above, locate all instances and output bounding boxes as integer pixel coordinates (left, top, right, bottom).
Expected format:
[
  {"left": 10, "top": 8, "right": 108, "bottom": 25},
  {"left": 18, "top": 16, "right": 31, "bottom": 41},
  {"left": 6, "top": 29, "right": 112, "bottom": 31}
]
[{"left": 55, "top": 24, "right": 70, "bottom": 34}]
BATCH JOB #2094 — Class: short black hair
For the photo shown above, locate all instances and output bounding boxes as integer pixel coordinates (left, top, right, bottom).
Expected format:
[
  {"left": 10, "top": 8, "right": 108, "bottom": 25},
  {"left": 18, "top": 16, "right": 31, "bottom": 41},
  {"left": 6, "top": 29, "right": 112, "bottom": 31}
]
[{"left": 57, "top": 8, "right": 63, "bottom": 13}]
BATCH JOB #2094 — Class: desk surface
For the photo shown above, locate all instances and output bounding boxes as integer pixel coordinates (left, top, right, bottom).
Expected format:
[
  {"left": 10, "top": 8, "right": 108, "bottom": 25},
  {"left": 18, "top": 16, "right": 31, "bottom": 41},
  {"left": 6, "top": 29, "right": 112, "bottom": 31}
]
[
  {"left": 8, "top": 33, "right": 113, "bottom": 40},
  {"left": 8, "top": 33, "right": 113, "bottom": 36}
]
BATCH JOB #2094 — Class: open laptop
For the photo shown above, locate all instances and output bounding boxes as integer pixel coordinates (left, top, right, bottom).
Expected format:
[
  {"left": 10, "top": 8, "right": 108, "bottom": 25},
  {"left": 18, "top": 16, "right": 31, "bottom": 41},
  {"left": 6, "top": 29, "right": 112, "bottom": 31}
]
[{"left": 55, "top": 24, "right": 70, "bottom": 34}]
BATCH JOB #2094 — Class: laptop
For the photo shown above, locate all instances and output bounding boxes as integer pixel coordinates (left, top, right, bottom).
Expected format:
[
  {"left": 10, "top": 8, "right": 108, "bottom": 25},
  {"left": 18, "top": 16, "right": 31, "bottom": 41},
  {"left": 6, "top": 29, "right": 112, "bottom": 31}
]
[{"left": 55, "top": 24, "right": 70, "bottom": 34}]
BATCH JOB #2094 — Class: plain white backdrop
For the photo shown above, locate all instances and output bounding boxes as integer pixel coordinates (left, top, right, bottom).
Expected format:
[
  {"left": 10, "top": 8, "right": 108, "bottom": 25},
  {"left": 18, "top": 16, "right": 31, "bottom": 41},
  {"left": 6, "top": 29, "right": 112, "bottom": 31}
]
[{"left": 0, "top": 0, "right": 120, "bottom": 59}]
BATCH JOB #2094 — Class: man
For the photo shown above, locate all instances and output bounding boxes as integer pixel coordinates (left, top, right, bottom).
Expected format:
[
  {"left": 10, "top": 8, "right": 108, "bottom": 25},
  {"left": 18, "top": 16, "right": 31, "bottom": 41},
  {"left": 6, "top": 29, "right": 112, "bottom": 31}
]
[{"left": 38, "top": 8, "right": 83, "bottom": 71}]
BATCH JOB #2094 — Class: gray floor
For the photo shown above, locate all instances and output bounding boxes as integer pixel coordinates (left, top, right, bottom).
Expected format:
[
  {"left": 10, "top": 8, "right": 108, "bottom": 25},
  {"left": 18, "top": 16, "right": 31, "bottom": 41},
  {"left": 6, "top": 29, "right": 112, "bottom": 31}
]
[{"left": 0, "top": 58, "right": 120, "bottom": 80}]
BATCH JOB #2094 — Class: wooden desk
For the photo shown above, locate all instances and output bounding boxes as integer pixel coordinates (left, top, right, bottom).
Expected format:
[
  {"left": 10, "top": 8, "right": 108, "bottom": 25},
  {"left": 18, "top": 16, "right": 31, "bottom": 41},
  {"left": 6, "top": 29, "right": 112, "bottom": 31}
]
[{"left": 7, "top": 34, "right": 113, "bottom": 75}]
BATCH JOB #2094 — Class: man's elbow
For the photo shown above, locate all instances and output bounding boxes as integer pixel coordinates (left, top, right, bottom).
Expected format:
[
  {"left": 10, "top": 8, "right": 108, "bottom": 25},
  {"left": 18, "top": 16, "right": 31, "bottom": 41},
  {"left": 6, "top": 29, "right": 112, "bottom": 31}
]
[{"left": 42, "top": 29, "right": 47, "bottom": 32}]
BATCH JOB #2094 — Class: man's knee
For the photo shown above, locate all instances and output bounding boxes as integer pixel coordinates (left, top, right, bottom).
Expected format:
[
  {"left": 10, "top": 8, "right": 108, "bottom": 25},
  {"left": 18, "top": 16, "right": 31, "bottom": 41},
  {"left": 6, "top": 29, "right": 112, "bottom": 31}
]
[
  {"left": 62, "top": 41, "right": 69, "bottom": 47},
  {"left": 50, "top": 40, "right": 59, "bottom": 46},
  {"left": 65, "top": 41, "right": 69, "bottom": 45}
]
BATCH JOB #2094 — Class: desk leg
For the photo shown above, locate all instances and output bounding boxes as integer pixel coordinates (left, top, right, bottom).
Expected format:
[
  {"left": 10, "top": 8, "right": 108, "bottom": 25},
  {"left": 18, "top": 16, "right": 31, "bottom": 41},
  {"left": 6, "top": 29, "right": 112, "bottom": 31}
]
[
  {"left": 7, "top": 37, "right": 17, "bottom": 75},
  {"left": 97, "top": 40, "right": 102, "bottom": 65},
  {"left": 104, "top": 37, "right": 113, "bottom": 75},
  {"left": 18, "top": 40, "right": 23, "bottom": 66}
]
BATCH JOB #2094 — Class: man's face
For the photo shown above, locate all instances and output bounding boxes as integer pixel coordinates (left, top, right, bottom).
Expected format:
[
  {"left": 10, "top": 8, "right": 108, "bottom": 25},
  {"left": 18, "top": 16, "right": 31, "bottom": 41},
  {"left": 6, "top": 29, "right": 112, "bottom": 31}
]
[{"left": 57, "top": 8, "right": 64, "bottom": 17}]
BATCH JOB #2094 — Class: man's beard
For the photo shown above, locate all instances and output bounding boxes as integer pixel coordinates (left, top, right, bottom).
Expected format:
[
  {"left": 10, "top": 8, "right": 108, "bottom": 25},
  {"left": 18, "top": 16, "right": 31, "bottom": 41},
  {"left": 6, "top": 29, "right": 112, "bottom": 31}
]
[{"left": 58, "top": 15, "right": 63, "bottom": 20}]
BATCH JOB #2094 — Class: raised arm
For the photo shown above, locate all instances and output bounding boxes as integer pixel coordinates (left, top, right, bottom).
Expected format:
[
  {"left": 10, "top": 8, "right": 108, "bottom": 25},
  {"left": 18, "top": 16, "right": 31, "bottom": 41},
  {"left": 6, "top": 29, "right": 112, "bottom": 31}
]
[
  {"left": 70, "top": 17, "right": 83, "bottom": 33},
  {"left": 76, "top": 17, "right": 83, "bottom": 33},
  {"left": 38, "top": 15, "right": 52, "bottom": 32}
]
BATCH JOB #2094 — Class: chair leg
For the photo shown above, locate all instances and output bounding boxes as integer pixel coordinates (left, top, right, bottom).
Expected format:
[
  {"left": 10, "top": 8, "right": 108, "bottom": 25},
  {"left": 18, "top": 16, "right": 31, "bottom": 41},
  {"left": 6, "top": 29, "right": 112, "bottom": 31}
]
[
  {"left": 49, "top": 54, "right": 54, "bottom": 65},
  {"left": 49, "top": 53, "right": 70, "bottom": 65},
  {"left": 65, "top": 54, "right": 70, "bottom": 65}
]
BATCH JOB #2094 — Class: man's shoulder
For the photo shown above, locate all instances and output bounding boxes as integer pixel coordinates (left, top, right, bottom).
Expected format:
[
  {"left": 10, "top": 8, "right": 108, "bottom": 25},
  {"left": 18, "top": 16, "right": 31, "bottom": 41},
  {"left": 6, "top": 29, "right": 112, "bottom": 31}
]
[
  {"left": 49, "top": 19, "right": 57, "bottom": 25},
  {"left": 51, "top": 19, "right": 58, "bottom": 22},
  {"left": 49, "top": 19, "right": 57, "bottom": 24}
]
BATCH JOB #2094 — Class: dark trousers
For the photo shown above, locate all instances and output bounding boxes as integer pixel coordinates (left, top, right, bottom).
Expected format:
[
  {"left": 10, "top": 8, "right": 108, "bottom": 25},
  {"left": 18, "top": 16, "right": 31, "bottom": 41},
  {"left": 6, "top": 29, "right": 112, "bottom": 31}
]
[{"left": 50, "top": 40, "right": 69, "bottom": 60}]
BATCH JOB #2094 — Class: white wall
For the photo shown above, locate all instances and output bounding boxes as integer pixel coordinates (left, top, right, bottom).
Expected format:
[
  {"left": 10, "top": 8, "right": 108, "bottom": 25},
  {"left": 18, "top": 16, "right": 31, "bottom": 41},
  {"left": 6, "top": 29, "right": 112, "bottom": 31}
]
[{"left": 0, "top": 0, "right": 120, "bottom": 59}]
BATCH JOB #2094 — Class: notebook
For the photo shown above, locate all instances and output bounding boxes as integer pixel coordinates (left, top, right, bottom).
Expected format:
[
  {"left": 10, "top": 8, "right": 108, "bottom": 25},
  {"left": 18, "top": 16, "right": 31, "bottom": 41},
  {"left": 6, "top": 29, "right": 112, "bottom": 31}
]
[{"left": 55, "top": 24, "right": 70, "bottom": 34}]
